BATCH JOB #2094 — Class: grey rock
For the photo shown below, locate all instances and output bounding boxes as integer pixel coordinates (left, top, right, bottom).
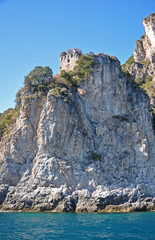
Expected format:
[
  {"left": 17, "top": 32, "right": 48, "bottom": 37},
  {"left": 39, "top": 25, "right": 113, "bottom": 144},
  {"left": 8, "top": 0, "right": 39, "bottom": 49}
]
[
  {"left": 133, "top": 14, "right": 155, "bottom": 63},
  {"left": 0, "top": 185, "right": 8, "bottom": 205}
]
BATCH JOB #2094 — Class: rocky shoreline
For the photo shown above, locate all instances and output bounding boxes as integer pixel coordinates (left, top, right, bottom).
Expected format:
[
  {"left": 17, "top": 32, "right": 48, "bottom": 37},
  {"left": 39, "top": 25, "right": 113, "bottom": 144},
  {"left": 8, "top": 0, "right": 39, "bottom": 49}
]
[{"left": 1, "top": 183, "right": 155, "bottom": 212}]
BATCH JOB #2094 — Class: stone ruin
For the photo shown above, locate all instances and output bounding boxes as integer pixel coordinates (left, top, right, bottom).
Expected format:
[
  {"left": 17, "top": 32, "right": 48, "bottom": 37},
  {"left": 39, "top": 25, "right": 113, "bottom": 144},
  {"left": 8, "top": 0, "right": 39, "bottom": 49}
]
[{"left": 59, "top": 48, "right": 82, "bottom": 73}]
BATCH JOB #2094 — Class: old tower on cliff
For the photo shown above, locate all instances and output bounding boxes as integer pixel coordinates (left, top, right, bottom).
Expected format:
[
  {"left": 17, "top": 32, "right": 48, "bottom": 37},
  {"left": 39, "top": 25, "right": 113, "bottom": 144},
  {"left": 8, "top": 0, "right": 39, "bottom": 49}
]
[{"left": 59, "top": 48, "right": 82, "bottom": 73}]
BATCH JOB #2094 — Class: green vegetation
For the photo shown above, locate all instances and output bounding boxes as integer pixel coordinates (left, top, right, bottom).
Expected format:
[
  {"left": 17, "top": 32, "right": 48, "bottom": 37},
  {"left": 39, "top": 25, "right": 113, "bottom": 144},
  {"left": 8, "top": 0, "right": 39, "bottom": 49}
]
[
  {"left": 24, "top": 55, "right": 95, "bottom": 103},
  {"left": 122, "top": 55, "right": 134, "bottom": 68},
  {"left": 73, "top": 54, "right": 95, "bottom": 79},
  {"left": 140, "top": 60, "right": 150, "bottom": 66},
  {"left": 119, "top": 51, "right": 155, "bottom": 129},
  {"left": 50, "top": 54, "right": 95, "bottom": 102},
  {"left": 144, "top": 13, "right": 155, "bottom": 23},
  {"left": 91, "top": 152, "right": 102, "bottom": 161},
  {"left": 122, "top": 62, "right": 153, "bottom": 94},
  {"left": 112, "top": 115, "right": 128, "bottom": 121},
  {"left": 60, "top": 70, "right": 76, "bottom": 87},
  {"left": 145, "top": 75, "right": 152, "bottom": 83},
  {"left": 125, "top": 55, "right": 134, "bottom": 65},
  {"left": 0, "top": 66, "right": 54, "bottom": 140},
  {"left": 142, "top": 80, "right": 155, "bottom": 95},
  {"left": 0, "top": 108, "right": 20, "bottom": 139},
  {"left": 141, "top": 33, "right": 146, "bottom": 40},
  {"left": 24, "top": 66, "right": 53, "bottom": 93},
  {"left": 23, "top": 91, "right": 44, "bottom": 104},
  {"left": 15, "top": 89, "right": 22, "bottom": 107},
  {"left": 50, "top": 87, "right": 73, "bottom": 104},
  {"left": 20, "top": 54, "right": 95, "bottom": 106},
  {"left": 122, "top": 69, "right": 141, "bottom": 90},
  {"left": 140, "top": 75, "right": 154, "bottom": 95},
  {"left": 122, "top": 69, "right": 132, "bottom": 81},
  {"left": 60, "top": 54, "right": 95, "bottom": 87},
  {"left": 135, "top": 75, "right": 155, "bottom": 123},
  {"left": 135, "top": 77, "right": 143, "bottom": 86},
  {"left": 60, "top": 51, "right": 67, "bottom": 56}
]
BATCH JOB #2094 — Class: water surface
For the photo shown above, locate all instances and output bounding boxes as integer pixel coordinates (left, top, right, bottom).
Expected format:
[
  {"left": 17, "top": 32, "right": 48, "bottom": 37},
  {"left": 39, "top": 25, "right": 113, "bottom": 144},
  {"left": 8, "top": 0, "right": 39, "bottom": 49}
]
[{"left": 0, "top": 212, "right": 155, "bottom": 239}]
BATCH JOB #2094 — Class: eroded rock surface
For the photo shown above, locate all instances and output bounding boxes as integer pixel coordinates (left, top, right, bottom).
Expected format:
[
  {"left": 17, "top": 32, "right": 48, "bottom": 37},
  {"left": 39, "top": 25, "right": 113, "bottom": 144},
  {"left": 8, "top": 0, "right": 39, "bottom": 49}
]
[
  {"left": 123, "top": 13, "right": 155, "bottom": 126},
  {"left": 134, "top": 13, "right": 155, "bottom": 63},
  {"left": 124, "top": 14, "right": 154, "bottom": 83}
]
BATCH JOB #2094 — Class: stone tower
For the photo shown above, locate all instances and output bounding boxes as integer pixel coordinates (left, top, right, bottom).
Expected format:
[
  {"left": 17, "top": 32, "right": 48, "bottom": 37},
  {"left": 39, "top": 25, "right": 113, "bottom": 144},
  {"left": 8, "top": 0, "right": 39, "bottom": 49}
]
[{"left": 59, "top": 48, "right": 82, "bottom": 73}]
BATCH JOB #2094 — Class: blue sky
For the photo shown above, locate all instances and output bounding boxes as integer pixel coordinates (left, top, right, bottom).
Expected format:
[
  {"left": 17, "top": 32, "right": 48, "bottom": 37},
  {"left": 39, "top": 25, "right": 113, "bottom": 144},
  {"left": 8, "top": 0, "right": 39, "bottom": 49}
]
[{"left": 0, "top": 0, "right": 154, "bottom": 113}]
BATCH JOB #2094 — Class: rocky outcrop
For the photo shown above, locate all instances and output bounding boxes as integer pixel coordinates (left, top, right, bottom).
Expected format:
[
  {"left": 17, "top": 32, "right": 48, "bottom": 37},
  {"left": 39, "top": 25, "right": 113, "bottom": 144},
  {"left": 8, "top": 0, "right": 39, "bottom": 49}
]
[
  {"left": 122, "top": 13, "right": 155, "bottom": 120},
  {"left": 134, "top": 13, "right": 155, "bottom": 63},
  {"left": 124, "top": 14, "right": 155, "bottom": 82},
  {"left": 0, "top": 53, "right": 155, "bottom": 212},
  {"left": 134, "top": 40, "right": 146, "bottom": 62}
]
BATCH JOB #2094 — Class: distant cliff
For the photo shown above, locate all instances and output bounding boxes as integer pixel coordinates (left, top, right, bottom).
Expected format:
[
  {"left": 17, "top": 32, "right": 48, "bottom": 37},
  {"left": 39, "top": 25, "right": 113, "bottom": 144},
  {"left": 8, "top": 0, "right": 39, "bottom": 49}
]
[
  {"left": 122, "top": 13, "right": 155, "bottom": 118},
  {"left": 122, "top": 14, "right": 155, "bottom": 79},
  {"left": 0, "top": 14, "right": 155, "bottom": 213},
  {"left": 134, "top": 13, "right": 155, "bottom": 63}
]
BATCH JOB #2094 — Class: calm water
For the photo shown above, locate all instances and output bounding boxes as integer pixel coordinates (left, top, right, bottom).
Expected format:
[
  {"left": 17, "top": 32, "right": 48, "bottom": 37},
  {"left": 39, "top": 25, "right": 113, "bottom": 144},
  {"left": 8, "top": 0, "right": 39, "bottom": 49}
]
[{"left": 0, "top": 212, "right": 155, "bottom": 240}]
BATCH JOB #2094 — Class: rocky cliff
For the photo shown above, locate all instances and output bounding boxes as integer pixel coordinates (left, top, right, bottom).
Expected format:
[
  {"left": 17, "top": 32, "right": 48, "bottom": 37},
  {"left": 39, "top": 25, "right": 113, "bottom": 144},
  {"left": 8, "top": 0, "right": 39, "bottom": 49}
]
[
  {"left": 123, "top": 13, "right": 155, "bottom": 80},
  {"left": 122, "top": 13, "right": 155, "bottom": 119},
  {"left": 0, "top": 16, "right": 155, "bottom": 213},
  {"left": 134, "top": 14, "right": 155, "bottom": 63}
]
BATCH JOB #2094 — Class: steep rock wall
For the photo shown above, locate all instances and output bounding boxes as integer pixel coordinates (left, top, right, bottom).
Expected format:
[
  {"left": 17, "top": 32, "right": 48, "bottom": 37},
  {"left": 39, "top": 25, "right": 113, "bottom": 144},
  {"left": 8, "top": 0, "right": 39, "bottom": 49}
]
[
  {"left": 133, "top": 13, "right": 155, "bottom": 63},
  {"left": 127, "top": 14, "right": 155, "bottom": 82},
  {"left": 123, "top": 14, "right": 155, "bottom": 117}
]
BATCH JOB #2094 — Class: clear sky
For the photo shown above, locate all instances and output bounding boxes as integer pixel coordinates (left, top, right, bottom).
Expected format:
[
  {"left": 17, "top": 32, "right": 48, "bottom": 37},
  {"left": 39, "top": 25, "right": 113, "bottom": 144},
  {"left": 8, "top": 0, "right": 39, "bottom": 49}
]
[{"left": 0, "top": 0, "right": 154, "bottom": 113}]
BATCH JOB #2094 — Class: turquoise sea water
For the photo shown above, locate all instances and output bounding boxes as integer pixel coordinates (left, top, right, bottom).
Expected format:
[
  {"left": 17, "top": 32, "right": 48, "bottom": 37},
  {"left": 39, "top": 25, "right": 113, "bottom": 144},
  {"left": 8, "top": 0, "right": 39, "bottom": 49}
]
[{"left": 0, "top": 212, "right": 155, "bottom": 240}]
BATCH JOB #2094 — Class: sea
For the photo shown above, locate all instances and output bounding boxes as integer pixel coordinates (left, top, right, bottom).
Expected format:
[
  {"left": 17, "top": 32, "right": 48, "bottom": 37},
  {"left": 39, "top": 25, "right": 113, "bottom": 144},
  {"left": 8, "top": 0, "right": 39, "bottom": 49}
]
[{"left": 0, "top": 212, "right": 155, "bottom": 240}]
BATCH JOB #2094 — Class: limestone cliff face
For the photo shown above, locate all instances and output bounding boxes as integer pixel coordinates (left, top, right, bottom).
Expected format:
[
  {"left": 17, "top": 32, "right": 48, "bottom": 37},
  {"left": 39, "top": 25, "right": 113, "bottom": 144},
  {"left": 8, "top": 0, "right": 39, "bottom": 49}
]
[
  {"left": 123, "top": 14, "right": 155, "bottom": 118},
  {"left": 0, "top": 54, "right": 155, "bottom": 212},
  {"left": 133, "top": 13, "right": 155, "bottom": 63},
  {"left": 126, "top": 14, "right": 155, "bottom": 82}
]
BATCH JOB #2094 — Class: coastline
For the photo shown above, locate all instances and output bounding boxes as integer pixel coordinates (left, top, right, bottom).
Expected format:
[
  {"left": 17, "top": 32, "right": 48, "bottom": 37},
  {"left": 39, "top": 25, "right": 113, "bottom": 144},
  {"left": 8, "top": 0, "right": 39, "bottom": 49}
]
[{"left": 1, "top": 202, "right": 155, "bottom": 213}]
